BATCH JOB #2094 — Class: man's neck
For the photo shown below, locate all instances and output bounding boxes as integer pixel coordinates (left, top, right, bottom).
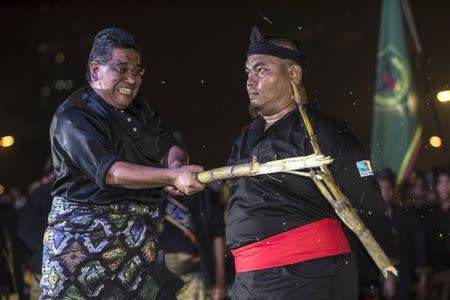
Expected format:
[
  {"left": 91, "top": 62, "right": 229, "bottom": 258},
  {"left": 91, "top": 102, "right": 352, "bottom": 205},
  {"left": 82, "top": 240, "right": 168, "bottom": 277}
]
[
  {"left": 262, "top": 86, "right": 308, "bottom": 130},
  {"left": 263, "top": 101, "right": 297, "bottom": 130},
  {"left": 439, "top": 196, "right": 450, "bottom": 210}
]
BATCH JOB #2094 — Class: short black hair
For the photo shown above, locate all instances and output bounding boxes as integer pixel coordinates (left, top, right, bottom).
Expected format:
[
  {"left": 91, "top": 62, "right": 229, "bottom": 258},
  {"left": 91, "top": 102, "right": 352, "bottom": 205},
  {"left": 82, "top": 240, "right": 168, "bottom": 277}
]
[
  {"left": 86, "top": 28, "right": 141, "bottom": 82},
  {"left": 265, "top": 36, "right": 307, "bottom": 82},
  {"left": 433, "top": 166, "right": 450, "bottom": 186}
]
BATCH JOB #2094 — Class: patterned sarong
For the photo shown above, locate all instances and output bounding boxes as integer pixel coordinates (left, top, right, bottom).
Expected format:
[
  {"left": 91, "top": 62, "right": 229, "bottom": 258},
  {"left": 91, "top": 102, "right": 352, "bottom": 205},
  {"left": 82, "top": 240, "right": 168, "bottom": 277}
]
[{"left": 40, "top": 196, "right": 183, "bottom": 299}]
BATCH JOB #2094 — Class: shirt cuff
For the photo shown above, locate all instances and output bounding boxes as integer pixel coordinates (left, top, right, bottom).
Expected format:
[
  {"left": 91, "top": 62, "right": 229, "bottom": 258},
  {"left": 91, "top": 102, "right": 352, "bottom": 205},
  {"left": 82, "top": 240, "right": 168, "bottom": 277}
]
[{"left": 96, "top": 155, "right": 121, "bottom": 189}]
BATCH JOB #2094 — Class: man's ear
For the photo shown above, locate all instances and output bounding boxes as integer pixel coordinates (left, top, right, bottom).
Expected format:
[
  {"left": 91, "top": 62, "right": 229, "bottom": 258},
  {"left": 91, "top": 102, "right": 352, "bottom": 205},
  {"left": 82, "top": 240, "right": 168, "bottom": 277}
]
[
  {"left": 288, "top": 64, "right": 302, "bottom": 86},
  {"left": 90, "top": 62, "right": 100, "bottom": 81}
]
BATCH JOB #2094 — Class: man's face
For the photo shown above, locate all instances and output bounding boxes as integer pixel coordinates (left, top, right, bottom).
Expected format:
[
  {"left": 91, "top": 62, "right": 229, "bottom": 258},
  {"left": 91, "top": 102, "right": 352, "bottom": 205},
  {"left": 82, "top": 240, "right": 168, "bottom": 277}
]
[
  {"left": 90, "top": 48, "right": 143, "bottom": 109},
  {"left": 410, "top": 177, "right": 425, "bottom": 200},
  {"left": 436, "top": 174, "right": 450, "bottom": 201},
  {"left": 245, "top": 54, "right": 294, "bottom": 116}
]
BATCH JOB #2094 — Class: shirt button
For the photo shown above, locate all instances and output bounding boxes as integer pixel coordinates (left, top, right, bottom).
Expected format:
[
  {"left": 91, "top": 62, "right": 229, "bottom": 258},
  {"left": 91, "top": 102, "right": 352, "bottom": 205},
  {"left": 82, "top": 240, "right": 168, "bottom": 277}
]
[
  {"left": 133, "top": 127, "right": 137, "bottom": 132},
  {"left": 127, "top": 117, "right": 132, "bottom": 122}
]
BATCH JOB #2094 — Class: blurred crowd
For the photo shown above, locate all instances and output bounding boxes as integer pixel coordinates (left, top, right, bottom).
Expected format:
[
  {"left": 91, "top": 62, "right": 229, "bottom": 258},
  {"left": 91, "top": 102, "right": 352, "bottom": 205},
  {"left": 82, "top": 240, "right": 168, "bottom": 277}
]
[
  {"left": 372, "top": 166, "right": 450, "bottom": 300},
  {"left": 1, "top": 159, "right": 449, "bottom": 300}
]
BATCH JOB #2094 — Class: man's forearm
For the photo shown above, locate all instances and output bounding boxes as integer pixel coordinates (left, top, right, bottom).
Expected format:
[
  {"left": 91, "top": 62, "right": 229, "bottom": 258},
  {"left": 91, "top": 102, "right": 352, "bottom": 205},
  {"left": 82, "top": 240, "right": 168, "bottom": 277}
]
[{"left": 105, "top": 161, "right": 175, "bottom": 189}]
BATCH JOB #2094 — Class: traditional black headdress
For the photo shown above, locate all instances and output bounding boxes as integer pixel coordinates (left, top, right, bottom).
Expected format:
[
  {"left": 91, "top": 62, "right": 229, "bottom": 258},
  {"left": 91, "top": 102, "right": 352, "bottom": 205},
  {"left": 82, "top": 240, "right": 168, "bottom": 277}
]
[{"left": 247, "top": 26, "right": 307, "bottom": 67}]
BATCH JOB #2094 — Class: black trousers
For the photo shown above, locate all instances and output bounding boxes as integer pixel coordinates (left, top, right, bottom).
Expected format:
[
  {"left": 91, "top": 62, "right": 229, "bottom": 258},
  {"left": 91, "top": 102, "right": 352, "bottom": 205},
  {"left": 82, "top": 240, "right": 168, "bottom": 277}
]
[{"left": 231, "top": 253, "right": 358, "bottom": 300}]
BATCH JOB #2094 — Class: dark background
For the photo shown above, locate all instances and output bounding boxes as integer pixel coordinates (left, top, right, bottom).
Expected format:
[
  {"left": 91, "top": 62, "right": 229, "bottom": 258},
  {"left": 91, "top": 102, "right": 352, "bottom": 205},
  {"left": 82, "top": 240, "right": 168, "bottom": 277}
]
[{"left": 0, "top": 1, "right": 449, "bottom": 192}]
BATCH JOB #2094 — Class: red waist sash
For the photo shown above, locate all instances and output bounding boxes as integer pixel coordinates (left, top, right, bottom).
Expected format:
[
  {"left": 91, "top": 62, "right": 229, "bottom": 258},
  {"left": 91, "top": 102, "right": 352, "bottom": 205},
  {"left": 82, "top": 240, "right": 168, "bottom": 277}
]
[{"left": 231, "top": 218, "right": 351, "bottom": 273}]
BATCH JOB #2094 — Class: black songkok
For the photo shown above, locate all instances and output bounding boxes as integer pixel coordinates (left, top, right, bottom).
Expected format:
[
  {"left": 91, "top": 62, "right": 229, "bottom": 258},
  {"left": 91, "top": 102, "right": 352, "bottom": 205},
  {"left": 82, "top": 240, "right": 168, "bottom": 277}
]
[{"left": 247, "top": 26, "right": 307, "bottom": 67}]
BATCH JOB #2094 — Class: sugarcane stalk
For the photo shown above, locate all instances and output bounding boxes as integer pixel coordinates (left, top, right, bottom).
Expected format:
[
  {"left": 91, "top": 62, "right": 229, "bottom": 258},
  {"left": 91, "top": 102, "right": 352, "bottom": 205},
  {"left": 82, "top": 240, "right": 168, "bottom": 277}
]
[
  {"left": 292, "top": 83, "right": 397, "bottom": 278},
  {"left": 310, "top": 171, "right": 397, "bottom": 278},
  {"left": 196, "top": 154, "right": 333, "bottom": 183}
]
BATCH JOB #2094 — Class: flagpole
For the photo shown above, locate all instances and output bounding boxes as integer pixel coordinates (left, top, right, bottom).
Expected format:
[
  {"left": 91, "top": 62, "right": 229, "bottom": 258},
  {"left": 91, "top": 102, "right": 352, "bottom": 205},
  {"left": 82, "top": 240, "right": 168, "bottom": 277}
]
[
  {"left": 401, "top": 0, "right": 448, "bottom": 154},
  {"left": 401, "top": 0, "right": 422, "bottom": 54}
]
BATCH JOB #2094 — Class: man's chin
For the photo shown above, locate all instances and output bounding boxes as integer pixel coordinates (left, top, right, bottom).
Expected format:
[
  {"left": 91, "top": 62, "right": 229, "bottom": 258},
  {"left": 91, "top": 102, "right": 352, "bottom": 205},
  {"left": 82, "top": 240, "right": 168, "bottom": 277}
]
[
  {"left": 118, "top": 94, "right": 135, "bottom": 106},
  {"left": 248, "top": 102, "right": 261, "bottom": 117}
]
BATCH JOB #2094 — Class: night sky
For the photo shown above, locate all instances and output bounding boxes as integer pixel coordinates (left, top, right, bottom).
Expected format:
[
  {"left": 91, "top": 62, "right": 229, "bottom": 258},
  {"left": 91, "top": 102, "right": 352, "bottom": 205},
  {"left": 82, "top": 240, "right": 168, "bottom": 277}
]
[{"left": 1, "top": 1, "right": 449, "bottom": 192}]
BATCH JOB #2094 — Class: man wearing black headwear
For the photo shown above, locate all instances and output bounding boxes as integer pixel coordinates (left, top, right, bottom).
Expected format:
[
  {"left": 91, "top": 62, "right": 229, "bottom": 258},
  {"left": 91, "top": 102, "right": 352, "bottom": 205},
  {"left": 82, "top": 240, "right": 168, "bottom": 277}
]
[{"left": 225, "top": 27, "right": 392, "bottom": 299}]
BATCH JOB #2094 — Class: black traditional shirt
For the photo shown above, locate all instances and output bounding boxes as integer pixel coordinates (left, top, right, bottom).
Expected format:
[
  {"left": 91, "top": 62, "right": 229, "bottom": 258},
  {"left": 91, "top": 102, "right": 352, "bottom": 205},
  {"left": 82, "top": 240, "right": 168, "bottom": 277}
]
[
  {"left": 50, "top": 86, "right": 178, "bottom": 205},
  {"left": 226, "top": 104, "right": 391, "bottom": 253}
]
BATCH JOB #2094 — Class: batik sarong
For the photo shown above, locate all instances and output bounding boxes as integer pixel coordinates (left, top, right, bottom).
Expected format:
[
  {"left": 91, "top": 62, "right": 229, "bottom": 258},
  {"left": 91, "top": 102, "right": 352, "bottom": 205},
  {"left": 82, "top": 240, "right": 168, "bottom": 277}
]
[{"left": 40, "top": 196, "right": 183, "bottom": 299}]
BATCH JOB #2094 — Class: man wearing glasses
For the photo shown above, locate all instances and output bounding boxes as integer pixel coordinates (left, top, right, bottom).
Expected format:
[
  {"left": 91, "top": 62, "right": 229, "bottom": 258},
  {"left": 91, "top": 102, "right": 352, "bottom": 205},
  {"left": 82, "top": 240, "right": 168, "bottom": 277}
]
[{"left": 40, "top": 28, "right": 205, "bottom": 299}]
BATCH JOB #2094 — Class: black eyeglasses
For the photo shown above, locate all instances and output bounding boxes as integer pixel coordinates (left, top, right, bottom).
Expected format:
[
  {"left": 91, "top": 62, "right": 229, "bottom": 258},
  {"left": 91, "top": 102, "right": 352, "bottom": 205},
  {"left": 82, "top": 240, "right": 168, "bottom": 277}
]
[{"left": 103, "top": 64, "right": 146, "bottom": 77}]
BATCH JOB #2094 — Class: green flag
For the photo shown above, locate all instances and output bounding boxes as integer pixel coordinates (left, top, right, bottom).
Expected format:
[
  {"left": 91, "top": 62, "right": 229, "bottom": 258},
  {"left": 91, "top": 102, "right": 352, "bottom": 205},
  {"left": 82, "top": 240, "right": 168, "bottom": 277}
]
[{"left": 371, "top": 0, "right": 422, "bottom": 183}]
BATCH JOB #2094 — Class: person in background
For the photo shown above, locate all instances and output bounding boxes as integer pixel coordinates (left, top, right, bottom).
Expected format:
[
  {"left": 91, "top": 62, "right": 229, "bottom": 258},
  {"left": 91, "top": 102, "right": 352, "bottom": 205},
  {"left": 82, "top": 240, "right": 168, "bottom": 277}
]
[
  {"left": 425, "top": 168, "right": 450, "bottom": 299},
  {"left": 0, "top": 188, "right": 27, "bottom": 300},
  {"left": 376, "top": 168, "right": 428, "bottom": 300},
  {"left": 160, "top": 184, "right": 226, "bottom": 300},
  {"left": 17, "top": 158, "right": 56, "bottom": 300}
]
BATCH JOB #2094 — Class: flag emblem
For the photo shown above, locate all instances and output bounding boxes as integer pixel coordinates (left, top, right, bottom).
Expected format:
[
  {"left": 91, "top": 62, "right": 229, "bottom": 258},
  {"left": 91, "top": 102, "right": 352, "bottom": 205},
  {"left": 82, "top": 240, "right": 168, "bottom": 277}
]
[{"left": 374, "top": 47, "right": 410, "bottom": 107}]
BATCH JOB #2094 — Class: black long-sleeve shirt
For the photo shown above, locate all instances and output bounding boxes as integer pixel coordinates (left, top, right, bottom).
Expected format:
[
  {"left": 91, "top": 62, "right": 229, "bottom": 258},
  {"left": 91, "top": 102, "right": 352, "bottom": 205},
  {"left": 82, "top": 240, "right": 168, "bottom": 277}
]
[
  {"left": 226, "top": 104, "right": 392, "bottom": 260},
  {"left": 50, "top": 86, "right": 178, "bottom": 205}
]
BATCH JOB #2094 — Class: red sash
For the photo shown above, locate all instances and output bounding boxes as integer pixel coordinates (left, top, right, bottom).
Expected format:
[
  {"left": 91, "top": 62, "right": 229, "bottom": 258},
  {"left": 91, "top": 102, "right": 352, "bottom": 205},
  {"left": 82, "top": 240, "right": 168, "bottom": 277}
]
[{"left": 231, "top": 218, "right": 350, "bottom": 273}]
